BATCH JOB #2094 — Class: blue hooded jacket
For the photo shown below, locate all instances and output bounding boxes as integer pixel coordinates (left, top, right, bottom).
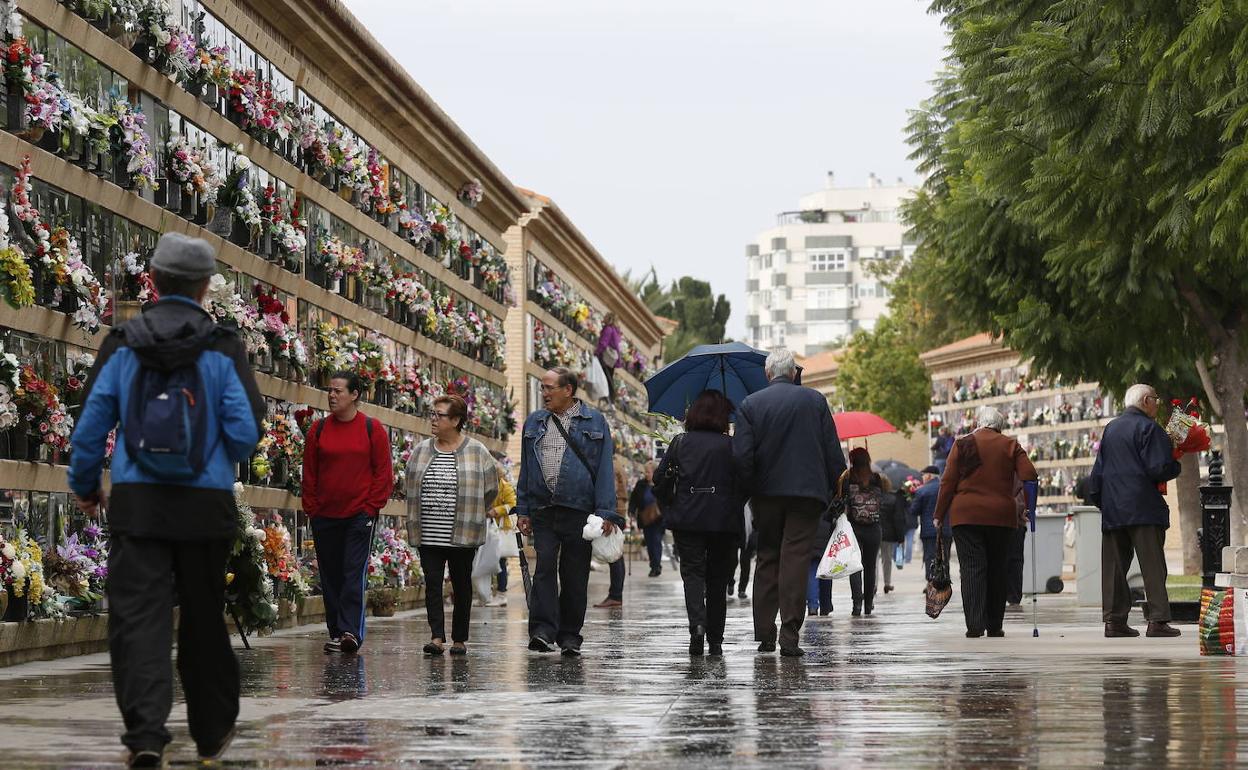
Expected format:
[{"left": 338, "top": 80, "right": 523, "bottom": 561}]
[
  {"left": 68, "top": 296, "right": 265, "bottom": 540},
  {"left": 909, "top": 478, "right": 950, "bottom": 540}
]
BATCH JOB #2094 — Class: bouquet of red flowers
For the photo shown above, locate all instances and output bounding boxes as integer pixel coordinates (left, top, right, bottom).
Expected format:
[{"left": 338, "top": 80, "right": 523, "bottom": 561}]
[{"left": 1158, "top": 398, "right": 1212, "bottom": 494}]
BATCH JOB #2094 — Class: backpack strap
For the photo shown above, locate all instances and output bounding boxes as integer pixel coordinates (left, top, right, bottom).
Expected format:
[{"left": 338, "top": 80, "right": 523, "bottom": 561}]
[{"left": 313, "top": 415, "right": 375, "bottom": 447}]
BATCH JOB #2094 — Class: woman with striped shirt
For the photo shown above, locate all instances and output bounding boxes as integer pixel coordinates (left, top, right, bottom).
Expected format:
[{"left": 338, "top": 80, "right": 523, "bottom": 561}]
[{"left": 405, "top": 394, "right": 498, "bottom": 655}]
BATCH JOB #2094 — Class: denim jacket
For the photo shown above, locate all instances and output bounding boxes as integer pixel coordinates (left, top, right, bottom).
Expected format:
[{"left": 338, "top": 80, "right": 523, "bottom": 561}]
[{"left": 515, "top": 404, "right": 623, "bottom": 526}]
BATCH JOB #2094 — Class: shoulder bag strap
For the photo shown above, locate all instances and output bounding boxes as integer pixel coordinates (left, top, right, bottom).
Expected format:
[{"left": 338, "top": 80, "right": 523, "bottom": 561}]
[{"left": 550, "top": 413, "right": 597, "bottom": 487}]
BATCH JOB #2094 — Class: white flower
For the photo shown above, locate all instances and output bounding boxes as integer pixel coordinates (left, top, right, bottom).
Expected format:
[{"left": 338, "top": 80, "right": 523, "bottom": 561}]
[
  {"left": 233, "top": 154, "right": 251, "bottom": 172},
  {"left": 233, "top": 481, "right": 244, "bottom": 497},
  {"left": 249, "top": 528, "right": 266, "bottom": 542},
  {"left": 1, "top": 543, "right": 14, "bottom": 560},
  {"left": 209, "top": 274, "right": 228, "bottom": 293},
  {"left": 10, "top": 559, "right": 25, "bottom": 580}
]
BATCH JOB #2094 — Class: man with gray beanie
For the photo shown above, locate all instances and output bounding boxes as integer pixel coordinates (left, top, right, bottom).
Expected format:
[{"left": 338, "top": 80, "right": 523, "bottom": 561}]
[{"left": 69, "top": 232, "right": 265, "bottom": 768}]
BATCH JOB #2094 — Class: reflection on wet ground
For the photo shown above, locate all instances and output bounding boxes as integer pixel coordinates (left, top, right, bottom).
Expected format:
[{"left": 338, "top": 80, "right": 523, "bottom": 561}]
[{"left": 0, "top": 560, "right": 1246, "bottom": 767}]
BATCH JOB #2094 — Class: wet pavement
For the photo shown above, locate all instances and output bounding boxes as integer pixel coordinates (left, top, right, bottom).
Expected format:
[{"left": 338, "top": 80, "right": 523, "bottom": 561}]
[{"left": 1, "top": 552, "right": 1247, "bottom": 768}]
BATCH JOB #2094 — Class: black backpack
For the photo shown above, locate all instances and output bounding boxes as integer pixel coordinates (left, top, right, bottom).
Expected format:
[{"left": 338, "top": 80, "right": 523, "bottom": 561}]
[{"left": 121, "top": 322, "right": 225, "bottom": 480}]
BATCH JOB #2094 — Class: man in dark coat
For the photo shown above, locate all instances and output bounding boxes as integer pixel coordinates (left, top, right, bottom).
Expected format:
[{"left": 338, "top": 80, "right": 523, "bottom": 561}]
[
  {"left": 733, "top": 349, "right": 846, "bottom": 657},
  {"left": 1088, "top": 383, "right": 1182, "bottom": 638},
  {"left": 909, "top": 465, "right": 950, "bottom": 573}
]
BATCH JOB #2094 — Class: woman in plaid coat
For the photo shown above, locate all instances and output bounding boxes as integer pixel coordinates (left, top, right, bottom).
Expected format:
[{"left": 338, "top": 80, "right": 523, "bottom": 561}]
[{"left": 405, "top": 394, "right": 499, "bottom": 655}]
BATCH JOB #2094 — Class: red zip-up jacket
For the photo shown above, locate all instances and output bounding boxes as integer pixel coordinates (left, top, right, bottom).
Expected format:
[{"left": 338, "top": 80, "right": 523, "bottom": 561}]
[{"left": 302, "top": 412, "right": 393, "bottom": 518}]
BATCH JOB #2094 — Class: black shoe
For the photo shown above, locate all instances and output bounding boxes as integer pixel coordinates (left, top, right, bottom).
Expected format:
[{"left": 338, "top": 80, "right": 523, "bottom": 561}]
[
  {"left": 689, "top": 627, "right": 705, "bottom": 656},
  {"left": 1146, "top": 622, "right": 1182, "bottom": 638},
  {"left": 340, "top": 632, "right": 360, "bottom": 654},
  {"left": 818, "top": 607, "right": 832, "bottom": 616},
  {"left": 758, "top": 640, "right": 776, "bottom": 653},
  {"left": 127, "top": 749, "right": 163, "bottom": 769},
  {"left": 779, "top": 645, "right": 805, "bottom": 657},
  {"left": 966, "top": 629, "right": 985, "bottom": 638},
  {"left": 648, "top": 568, "right": 661, "bottom": 577},
  {"left": 807, "top": 608, "right": 817, "bottom": 617},
  {"left": 852, "top": 603, "right": 862, "bottom": 617},
  {"left": 864, "top": 601, "right": 874, "bottom": 616},
  {"left": 1105, "top": 623, "right": 1141, "bottom": 638},
  {"left": 449, "top": 643, "right": 468, "bottom": 655},
  {"left": 738, "top": 591, "right": 747, "bottom": 600},
  {"left": 198, "top": 725, "right": 237, "bottom": 762},
  {"left": 529, "top": 636, "right": 556, "bottom": 652},
  {"left": 987, "top": 629, "right": 1005, "bottom": 638},
  {"left": 423, "top": 641, "right": 445, "bottom": 655},
  {"left": 323, "top": 637, "right": 341, "bottom": 653},
  {"left": 708, "top": 641, "right": 723, "bottom": 657},
  {"left": 560, "top": 645, "right": 582, "bottom": 657}
]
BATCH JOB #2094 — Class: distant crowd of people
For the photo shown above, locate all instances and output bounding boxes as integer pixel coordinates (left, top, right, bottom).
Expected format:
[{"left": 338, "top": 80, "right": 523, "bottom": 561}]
[{"left": 59, "top": 232, "right": 1190, "bottom": 767}]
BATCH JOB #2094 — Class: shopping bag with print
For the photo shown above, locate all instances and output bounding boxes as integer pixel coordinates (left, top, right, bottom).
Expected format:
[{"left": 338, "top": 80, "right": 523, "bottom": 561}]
[
  {"left": 816, "top": 515, "right": 862, "bottom": 580},
  {"left": 471, "top": 520, "right": 503, "bottom": 579}
]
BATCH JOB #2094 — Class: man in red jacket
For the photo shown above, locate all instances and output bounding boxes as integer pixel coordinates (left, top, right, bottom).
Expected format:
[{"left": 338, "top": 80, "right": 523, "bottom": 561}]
[{"left": 302, "top": 371, "right": 393, "bottom": 653}]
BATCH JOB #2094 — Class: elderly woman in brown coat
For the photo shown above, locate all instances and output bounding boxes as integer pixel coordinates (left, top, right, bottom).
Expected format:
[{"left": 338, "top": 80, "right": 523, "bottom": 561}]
[{"left": 933, "top": 406, "right": 1038, "bottom": 638}]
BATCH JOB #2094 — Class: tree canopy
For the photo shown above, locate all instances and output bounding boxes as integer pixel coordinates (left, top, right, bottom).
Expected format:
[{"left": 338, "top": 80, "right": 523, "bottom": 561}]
[
  {"left": 834, "top": 316, "right": 932, "bottom": 434},
  {"left": 906, "top": 0, "right": 1248, "bottom": 539}
]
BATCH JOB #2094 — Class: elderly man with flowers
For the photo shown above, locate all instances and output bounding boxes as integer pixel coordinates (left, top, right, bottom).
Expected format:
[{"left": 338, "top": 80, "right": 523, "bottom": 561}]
[{"left": 68, "top": 233, "right": 265, "bottom": 769}]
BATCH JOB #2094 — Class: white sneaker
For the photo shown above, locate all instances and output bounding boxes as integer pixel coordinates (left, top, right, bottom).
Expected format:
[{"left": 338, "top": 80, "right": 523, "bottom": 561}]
[{"left": 487, "top": 596, "right": 508, "bottom": 607}]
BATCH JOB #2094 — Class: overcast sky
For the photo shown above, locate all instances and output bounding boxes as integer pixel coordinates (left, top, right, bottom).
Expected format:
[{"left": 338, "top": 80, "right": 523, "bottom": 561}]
[{"left": 343, "top": 1, "right": 949, "bottom": 338}]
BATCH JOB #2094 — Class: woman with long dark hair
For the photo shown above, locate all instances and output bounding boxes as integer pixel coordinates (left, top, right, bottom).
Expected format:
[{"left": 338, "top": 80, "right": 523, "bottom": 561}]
[
  {"left": 654, "top": 389, "right": 743, "bottom": 656},
  {"left": 839, "top": 447, "right": 889, "bottom": 617}
]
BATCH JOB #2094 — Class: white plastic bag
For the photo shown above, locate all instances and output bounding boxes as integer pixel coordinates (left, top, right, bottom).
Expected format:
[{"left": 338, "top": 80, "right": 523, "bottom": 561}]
[
  {"left": 581, "top": 514, "right": 624, "bottom": 564},
  {"left": 497, "top": 517, "right": 520, "bottom": 559},
  {"left": 817, "top": 515, "right": 862, "bottom": 580},
  {"left": 472, "top": 521, "right": 503, "bottom": 579}
]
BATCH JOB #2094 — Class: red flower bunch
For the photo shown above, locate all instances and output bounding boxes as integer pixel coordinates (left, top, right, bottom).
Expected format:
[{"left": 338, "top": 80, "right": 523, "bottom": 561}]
[
  {"left": 458, "top": 243, "right": 474, "bottom": 260},
  {"left": 254, "top": 284, "right": 289, "bottom": 324},
  {"left": 293, "top": 407, "right": 316, "bottom": 434}
]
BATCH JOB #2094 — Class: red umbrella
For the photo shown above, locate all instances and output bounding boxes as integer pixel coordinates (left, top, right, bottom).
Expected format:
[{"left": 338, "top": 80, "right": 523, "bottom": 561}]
[{"left": 833, "top": 411, "right": 897, "bottom": 440}]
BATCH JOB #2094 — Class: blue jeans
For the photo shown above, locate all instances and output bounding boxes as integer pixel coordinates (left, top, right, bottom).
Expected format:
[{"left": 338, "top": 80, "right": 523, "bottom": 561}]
[
  {"left": 497, "top": 558, "right": 508, "bottom": 593},
  {"left": 608, "top": 558, "right": 625, "bottom": 600},
  {"left": 904, "top": 529, "right": 916, "bottom": 563},
  {"left": 643, "top": 523, "right": 665, "bottom": 573},
  {"left": 806, "top": 558, "right": 833, "bottom": 613}
]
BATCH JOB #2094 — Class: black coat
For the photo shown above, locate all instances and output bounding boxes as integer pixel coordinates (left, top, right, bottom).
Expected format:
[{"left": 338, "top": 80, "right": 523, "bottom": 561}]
[
  {"left": 655, "top": 430, "right": 743, "bottom": 535},
  {"left": 878, "top": 490, "right": 908, "bottom": 542},
  {"left": 733, "top": 378, "right": 847, "bottom": 506},
  {"left": 1088, "top": 407, "right": 1181, "bottom": 530}
]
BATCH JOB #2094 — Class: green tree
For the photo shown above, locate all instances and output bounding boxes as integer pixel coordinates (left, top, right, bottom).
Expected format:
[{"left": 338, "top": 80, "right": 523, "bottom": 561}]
[
  {"left": 907, "top": 1, "right": 1248, "bottom": 540},
  {"left": 652, "top": 277, "right": 731, "bottom": 360},
  {"left": 834, "top": 316, "right": 932, "bottom": 435}
]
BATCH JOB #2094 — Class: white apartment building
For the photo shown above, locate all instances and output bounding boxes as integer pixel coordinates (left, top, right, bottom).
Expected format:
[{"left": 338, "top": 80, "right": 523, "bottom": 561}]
[{"left": 745, "top": 173, "right": 915, "bottom": 355}]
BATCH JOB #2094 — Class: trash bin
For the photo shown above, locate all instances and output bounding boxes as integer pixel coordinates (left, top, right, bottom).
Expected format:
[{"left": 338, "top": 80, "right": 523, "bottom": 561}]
[
  {"left": 1022, "top": 510, "right": 1066, "bottom": 594},
  {"left": 1072, "top": 505, "right": 1142, "bottom": 607}
]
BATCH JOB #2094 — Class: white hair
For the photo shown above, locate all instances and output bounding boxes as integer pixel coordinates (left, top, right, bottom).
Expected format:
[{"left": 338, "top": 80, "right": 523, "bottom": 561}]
[
  {"left": 1124, "top": 383, "right": 1155, "bottom": 410},
  {"left": 765, "top": 348, "right": 797, "bottom": 380},
  {"left": 975, "top": 406, "right": 1007, "bottom": 431}
]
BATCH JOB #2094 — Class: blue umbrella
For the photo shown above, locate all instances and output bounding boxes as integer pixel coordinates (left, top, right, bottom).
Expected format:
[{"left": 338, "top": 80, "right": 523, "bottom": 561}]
[{"left": 644, "top": 342, "right": 801, "bottom": 419}]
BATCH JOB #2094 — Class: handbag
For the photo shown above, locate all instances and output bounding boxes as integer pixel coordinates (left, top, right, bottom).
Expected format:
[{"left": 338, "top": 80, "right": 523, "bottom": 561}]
[
  {"left": 816, "top": 514, "right": 863, "bottom": 580},
  {"left": 653, "top": 434, "right": 683, "bottom": 506},
  {"left": 924, "top": 531, "right": 953, "bottom": 619},
  {"left": 601, "top": 347, "right": 620, "bottom": 368}
]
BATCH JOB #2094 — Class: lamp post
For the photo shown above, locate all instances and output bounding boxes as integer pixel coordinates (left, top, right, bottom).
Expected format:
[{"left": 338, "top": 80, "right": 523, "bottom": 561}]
[{"left": 1199, "top": 450, "right": 1233, "bottom": 588}]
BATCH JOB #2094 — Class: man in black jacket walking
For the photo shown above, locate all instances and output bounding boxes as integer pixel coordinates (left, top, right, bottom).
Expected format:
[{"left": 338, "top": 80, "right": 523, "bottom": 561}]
[
  {"left": 1088, "top": 383, "right": 1182, "bottom": 639},
  {"left": 733, "top": 349, "right": 846, "bottom": 656}
]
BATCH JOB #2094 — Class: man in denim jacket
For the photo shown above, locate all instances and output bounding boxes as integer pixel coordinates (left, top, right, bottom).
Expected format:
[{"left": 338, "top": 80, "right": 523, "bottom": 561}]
[{"left": 516, "top": 366, "right": 624, "bottom": 655}]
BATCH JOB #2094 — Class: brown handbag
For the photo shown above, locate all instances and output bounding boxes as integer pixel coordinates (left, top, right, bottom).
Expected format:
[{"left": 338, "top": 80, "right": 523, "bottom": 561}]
[
  {"left": 638, "top": 502, "right": 661, "bottom": 528},
  {"left": 924, "top": 531, "right": 953, "bottom": 619}
]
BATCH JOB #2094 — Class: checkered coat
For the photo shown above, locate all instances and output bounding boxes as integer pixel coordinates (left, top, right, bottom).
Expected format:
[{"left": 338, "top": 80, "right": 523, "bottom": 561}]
[{"left": 405, "top": 436, "right": 499, "bottom": 547}]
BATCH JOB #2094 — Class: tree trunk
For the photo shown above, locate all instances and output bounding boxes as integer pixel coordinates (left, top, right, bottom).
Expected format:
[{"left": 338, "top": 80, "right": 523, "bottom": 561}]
[
  {"left": 1208, "top": 340, "right": 1248, "bottom": 545},
  {"left": 1177, "top": 451, "right": 1201, "bottom": 575}
]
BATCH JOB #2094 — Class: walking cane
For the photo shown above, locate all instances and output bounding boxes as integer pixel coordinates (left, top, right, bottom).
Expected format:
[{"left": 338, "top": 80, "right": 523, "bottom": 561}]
[
  {"left": 228, "top": 603, "right": 251, "bottom": 650},
  {"left": 1024, "top": 480, "right": 1040, "bottom": 638},
  {"left": 515, "top": 531, "right": 533, "bottom": 608}
]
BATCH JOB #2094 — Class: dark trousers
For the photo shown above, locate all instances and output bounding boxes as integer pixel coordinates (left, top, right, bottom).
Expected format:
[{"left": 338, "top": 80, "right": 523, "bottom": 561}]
[
  {"left": 530, "top": 506, "right": 593, "bottom": 649},
  {"left": 672, "top": 530, "right": 739, "bottom": 641},
  {"left": 1006, "top": 526, "right": 1027, "bottom": 604},
  {"left": 643, "top": 523, "right": 665, "bottom": 572},
  {"left": 608, "top": 558, "right": 625, "bottom": 601},
  {"left": 952, "top": 524, "right": 1014, "bottom": 634},
  {"left": 419, "top": 545, "right": 477, "bottom": 643},
  {"left": 498, "top": 558, "right": 508, "bottom": 593},
  {"left": 1103, "top": 525, "right": 1170, "bottom": 623},
  {"left": 733, "top": 529, "right": 758, "bottom": 594},
  {"left": 922, "top": 536, "right": 951, "bottom": 571},
  {"left": 107, "top": 536, "right": 238, "bottom": 754},
  {"left": 849, "top": 521, "right": 882, "bottom": 606},
  {"left": 600, "top": 355, "right": 617, "bottom": 401},
  {"left": 310, "top": 513, "right": 377, "bottom": 642},
  {"left": 806, "top": 558, "right": 833, "bottom": 613},
  {"left": 751, "top": 496, "right": 823, "bottom": 649}
]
